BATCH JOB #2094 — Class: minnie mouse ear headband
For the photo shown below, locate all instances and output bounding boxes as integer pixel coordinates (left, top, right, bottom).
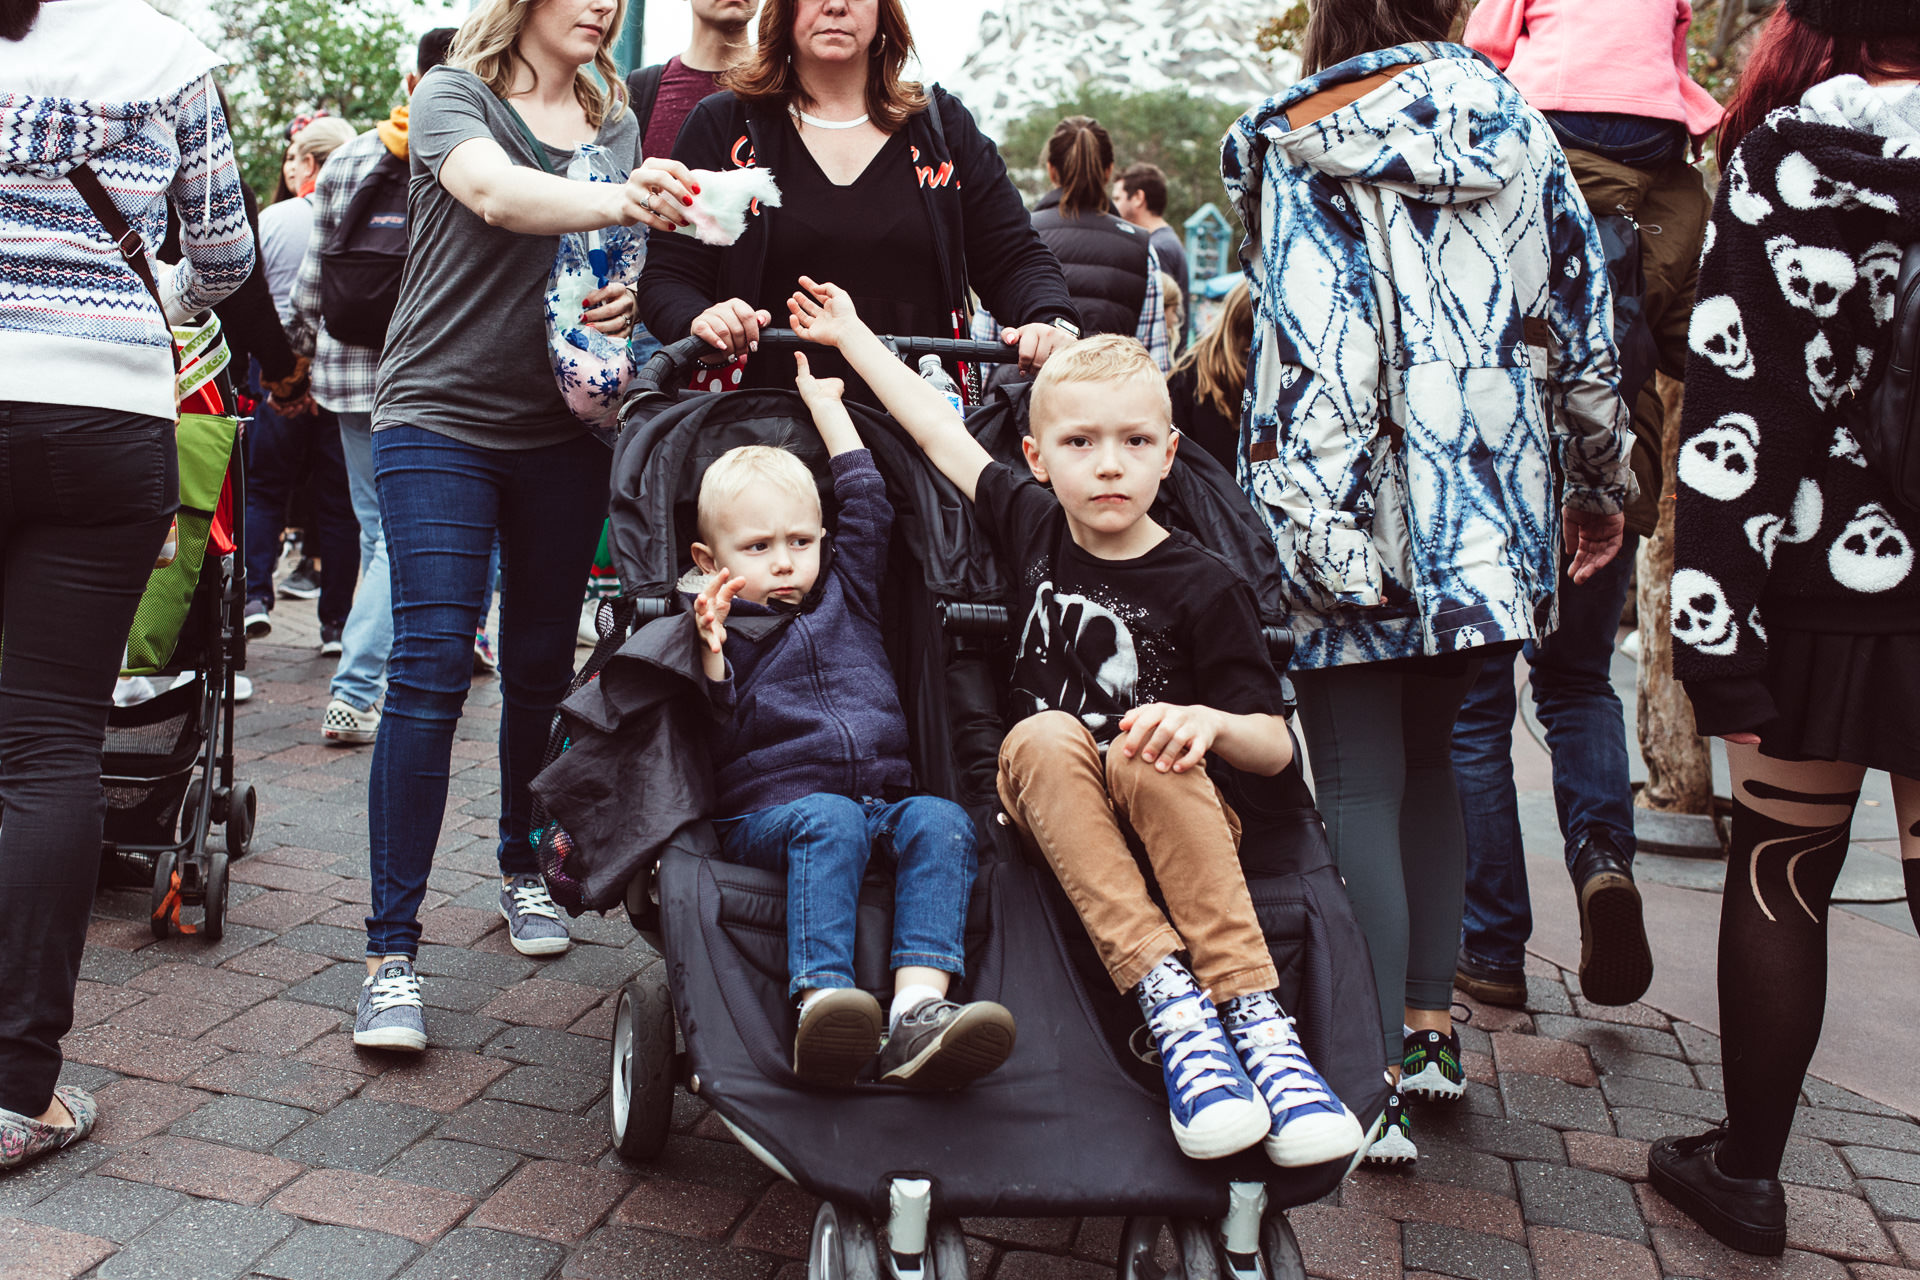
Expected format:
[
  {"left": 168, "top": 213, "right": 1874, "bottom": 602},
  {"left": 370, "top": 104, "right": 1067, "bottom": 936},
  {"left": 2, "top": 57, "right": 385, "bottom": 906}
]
[
  {"left": 1784, "top": 0, "right": 1920, "bottom": 37},
  {"left": 283, "top": 109, "right": 331, "bottom": 141}
]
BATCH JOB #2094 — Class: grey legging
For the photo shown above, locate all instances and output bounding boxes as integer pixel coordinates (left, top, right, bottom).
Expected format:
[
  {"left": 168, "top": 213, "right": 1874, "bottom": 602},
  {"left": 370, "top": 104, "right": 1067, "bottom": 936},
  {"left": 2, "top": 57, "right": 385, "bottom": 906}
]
[{"left": 1293, "top": 657, "right": 1484, "bottom": 1066}]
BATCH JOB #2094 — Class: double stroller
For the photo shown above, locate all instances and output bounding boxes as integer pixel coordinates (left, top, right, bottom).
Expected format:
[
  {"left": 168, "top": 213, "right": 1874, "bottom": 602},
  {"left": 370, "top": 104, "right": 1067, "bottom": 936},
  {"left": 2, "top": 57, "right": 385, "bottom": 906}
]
[
  {"left": 100, "top": 349, "right": 257, "bottom": 941},
  {"left": 562, "top": 332, "right": 1388, "bottom": 1279}
]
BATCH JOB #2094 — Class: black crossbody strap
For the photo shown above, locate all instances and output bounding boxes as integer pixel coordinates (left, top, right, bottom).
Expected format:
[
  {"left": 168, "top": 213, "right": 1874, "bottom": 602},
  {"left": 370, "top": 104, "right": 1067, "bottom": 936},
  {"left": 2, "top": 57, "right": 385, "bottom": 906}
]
[{"left": 67, "top": 162, "right": 180, "bottom": 374}]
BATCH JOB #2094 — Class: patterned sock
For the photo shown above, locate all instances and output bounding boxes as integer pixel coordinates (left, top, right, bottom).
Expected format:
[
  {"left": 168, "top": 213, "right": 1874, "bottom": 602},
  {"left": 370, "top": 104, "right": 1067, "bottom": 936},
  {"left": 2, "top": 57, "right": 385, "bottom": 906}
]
[
  {"left": 1134, "top": 955, "right": 1200, "bottom": 1017},
  {"left": 1223, "top": 990, "right": 1283, "bottom": 1029}
]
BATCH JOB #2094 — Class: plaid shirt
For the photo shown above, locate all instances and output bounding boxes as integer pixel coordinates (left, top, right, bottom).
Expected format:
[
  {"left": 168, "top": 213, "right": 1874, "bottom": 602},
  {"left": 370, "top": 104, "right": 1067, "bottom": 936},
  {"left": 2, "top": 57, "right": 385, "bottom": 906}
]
[
  {"left": 286, "top": 128, "right": 386, "bottom": 413},
  {"left": 973, "top": 246, "right": 1168, "bottom": 371}
]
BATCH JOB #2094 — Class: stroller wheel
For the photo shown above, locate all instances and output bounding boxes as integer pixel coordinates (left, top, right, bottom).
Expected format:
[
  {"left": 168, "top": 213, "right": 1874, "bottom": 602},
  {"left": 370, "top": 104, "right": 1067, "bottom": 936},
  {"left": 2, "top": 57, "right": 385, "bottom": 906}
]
[
  {"left": 149, "top": 849, "right": 179, "bottom": 940},
  {"left": 226, "top": 783, "right": 256, "bottom": 858},
  {"left": 1260, "top": 1213, "right": 1307, "bottom": 1280},
  {"left": 807, "top": 1201, "right": 880, "bottom": 1280},
  {"left": 203, "top": 851, "right": 229, "bottom": 942},
  {"left": 609, "top": 962, "right": 674, "bottom": 1162},
  {"left": 1174, "top": 1219, "right": 1225, "bottom": 1279},
  {"left": 929, "top": 1220, "right": 969, "bottom": 1279}
]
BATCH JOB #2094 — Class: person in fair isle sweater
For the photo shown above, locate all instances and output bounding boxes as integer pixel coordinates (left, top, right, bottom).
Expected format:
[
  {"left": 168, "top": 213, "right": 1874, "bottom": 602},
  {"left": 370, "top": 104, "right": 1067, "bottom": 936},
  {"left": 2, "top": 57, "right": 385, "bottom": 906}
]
[{"left": 1654, "top": 0, "right": 1920, "bottom": 1258}]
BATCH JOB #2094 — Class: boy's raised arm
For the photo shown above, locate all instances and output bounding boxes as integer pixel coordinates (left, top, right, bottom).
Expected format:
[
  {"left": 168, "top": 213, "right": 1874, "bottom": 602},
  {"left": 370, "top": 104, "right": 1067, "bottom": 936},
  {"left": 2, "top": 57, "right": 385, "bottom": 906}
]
[{"left": 789, "top": 278, "right": 993, "bottom": 501}]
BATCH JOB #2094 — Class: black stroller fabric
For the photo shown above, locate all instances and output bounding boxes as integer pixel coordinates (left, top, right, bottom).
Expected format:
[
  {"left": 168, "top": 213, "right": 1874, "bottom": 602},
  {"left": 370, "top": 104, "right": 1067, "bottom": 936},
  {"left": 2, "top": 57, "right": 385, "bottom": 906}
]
[{"left": 589, "top": 380, "right": 1388, "bottom": 1220}]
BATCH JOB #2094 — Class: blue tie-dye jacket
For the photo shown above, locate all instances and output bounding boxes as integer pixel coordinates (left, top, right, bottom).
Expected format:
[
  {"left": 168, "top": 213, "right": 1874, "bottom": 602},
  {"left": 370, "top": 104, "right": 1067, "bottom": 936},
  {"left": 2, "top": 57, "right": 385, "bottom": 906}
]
[{"left": 1223, "top": 43, "right": 1635, "bottom": 669}]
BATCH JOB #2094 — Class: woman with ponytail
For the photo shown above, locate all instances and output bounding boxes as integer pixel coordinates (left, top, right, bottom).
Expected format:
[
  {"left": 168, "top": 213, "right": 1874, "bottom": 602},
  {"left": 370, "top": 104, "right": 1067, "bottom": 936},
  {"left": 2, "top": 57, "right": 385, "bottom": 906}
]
[
  {"left": 1653, "top": 0, "right": 1920, "bottom": 1256},
  {"left": 1026, "top": 116, "right": 1170, "bottom": 369}
]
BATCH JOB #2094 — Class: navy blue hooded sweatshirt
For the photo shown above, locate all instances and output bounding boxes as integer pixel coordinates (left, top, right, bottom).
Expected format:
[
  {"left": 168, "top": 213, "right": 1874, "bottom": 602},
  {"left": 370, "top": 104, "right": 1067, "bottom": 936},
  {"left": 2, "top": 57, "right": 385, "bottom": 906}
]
[{"left": 695, "top": 449, "right": 913, "bottom": 816}]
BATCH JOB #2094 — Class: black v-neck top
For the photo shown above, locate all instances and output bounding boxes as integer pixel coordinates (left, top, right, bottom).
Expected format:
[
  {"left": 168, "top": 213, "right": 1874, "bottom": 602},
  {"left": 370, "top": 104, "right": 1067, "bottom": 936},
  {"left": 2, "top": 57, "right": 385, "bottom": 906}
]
[{"left": 751, "top": 118, "right": 945, "bottom": 404}]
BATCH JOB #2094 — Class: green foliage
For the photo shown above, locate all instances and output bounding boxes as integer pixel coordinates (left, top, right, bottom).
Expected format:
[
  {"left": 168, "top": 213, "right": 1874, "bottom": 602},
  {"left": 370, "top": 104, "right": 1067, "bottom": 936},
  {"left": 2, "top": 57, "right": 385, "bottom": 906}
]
[
  {"left": 997, "top": 85, "right": 1249, "bottom": 236},
  {"left": 213, "top": 0, "right": 422, "bottom": 198}
]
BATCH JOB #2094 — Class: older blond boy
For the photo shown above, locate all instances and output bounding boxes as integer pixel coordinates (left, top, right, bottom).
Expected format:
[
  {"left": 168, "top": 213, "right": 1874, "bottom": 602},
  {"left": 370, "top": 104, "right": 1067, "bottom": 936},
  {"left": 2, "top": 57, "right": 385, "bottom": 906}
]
[{"left": 788, "top": 279, "right": 1363, "bottom": 1166}]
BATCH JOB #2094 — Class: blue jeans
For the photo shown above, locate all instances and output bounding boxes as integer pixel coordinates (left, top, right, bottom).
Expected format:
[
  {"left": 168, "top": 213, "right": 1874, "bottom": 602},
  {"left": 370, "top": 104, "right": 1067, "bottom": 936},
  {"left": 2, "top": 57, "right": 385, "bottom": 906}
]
[
  {"left": 364, "top": 424, "right": 609, "bottom": 957},
  {"left": 719, "top": 794, "right": 977, "bottom": 998},
  {"left": 243, "top": 361, "right": 358, "bottom": 627},
  {"left": 1544, "top": 111, "right": 1687, "bottom": 169},
  {"left": 1451, "top": 533, "right": 1641, "bottom": 973},
  {"left": 330, "top": 412, "right": 390, "bottom": 712}
]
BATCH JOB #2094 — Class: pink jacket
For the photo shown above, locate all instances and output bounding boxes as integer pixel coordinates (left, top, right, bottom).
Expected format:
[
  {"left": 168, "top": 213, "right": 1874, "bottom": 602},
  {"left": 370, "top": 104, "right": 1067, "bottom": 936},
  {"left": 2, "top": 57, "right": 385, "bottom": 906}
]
[{"left": 1463, "top": 0, "right": 1724, "bottom": 139}]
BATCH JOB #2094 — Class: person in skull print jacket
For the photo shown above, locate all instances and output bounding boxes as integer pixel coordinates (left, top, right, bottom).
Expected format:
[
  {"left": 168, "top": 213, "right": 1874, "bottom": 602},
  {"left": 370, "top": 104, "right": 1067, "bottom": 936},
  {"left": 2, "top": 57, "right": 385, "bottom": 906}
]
[{"left": 1654, "top": 0, "right": 1920, "bottom": 1258}]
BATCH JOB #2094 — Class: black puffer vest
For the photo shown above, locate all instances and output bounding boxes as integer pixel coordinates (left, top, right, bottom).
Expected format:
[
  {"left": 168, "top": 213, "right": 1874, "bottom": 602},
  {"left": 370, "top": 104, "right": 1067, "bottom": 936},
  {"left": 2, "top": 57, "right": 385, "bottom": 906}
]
[{"left": 1030, "top": 188, "right": 1151, "bottom": 338}]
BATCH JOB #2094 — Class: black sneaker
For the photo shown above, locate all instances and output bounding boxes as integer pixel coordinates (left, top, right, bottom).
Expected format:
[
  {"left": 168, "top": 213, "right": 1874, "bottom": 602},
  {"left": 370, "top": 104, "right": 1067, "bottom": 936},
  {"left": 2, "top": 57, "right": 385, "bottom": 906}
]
[
  {"left": 1455, "top": 949, "right": 1526, "bottom": 1008},
  {"left": 279, "top": 561, "right": 322, "bottom": 600},
  {"left": 877, "top": 997, "right": 1015, "bottom": 1090},
  {"left": 1363, "top": 1090, "right": 1416, "bottom": 1165},
  {"left": 1399, "top": 1027, "right": 1465, "bottom": 1101},
  {"left": 793, "top": 988, "right": 883, "bottom": 1087},
  {"left": 1648, "top": 1126, "right": 1786, "bottom": 1256},
  {"left": 1571, "top": 832, "right": 1653, "bottom": 1006},
  {"left": 243, "top": 599, "right": 272, "bottom": 639},
  {"left": 319, "top": 622, "right": 344, "bottom": 657}
]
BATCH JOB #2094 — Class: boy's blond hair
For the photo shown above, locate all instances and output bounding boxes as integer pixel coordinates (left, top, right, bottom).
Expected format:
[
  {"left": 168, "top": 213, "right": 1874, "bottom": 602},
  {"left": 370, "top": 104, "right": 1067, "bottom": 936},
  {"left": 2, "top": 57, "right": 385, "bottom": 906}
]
[
  {"left": 696, "top": 445, "right": 821, "bottom": 544},
  {"left": 1029, "top": 334, "right": 1173, "bottom": 435}
]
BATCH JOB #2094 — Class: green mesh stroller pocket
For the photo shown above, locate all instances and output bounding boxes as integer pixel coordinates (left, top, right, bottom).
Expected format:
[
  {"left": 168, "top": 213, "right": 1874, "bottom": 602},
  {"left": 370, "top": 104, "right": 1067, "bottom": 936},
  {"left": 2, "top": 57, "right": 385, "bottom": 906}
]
[{"left": 123, "top": 412, "right": 235, "bottom": 677}]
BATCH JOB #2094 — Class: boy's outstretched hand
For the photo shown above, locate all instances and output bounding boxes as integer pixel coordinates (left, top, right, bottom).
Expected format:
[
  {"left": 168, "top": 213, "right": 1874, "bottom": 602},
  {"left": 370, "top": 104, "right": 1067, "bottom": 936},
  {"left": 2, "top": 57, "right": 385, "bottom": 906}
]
[
  {"left": 788, "top": 277, "right": 867, "bottom": 349},
  {"left": 793, "top": 352, "right": 844, "bottom": 415},
  {"left": 693, "top": 568, "right": 745, "bottom": 657}
]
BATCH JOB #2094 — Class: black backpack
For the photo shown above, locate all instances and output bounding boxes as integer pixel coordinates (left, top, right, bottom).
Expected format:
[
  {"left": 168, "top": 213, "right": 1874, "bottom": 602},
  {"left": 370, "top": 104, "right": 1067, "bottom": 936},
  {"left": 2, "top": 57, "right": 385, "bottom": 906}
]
[
  {"left": 319, "top": 150, "right": 410, "bottom": 349},
  {"left": 1847, "top": 242, "right": 1920, "bottom": 509},
  {"left": 626, "top": 62, "right": 667, "bottom": 142}
]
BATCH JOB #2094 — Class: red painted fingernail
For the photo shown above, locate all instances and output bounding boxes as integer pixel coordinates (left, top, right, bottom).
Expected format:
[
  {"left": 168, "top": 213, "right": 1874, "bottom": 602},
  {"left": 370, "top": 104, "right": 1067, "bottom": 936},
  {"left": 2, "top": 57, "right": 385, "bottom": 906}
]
[
  {"left": 682, "top": 196, "right": 693, "bottom": 206},
  {"left": 692, "top": 184, "right": 701, "bottom": 194}
]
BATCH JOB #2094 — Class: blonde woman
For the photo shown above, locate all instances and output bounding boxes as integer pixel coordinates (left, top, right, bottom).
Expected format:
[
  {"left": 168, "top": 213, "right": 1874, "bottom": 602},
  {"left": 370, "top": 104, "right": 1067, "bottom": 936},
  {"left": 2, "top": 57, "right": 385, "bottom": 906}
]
[
  {"left": 355, "top": 0, "right": 694, "bottom": 1051},
  {"left": 1167, "top": 279, "right": 1252, "bottom": 472}
]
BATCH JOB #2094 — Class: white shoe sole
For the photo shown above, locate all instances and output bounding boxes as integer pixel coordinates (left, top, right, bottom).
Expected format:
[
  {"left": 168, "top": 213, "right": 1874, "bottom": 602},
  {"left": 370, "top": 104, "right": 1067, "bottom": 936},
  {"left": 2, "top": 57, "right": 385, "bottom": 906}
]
[
  {"left": 1171, "top": 1095, "right": 1271, "bottom": 1160},
  {"left": 1400, "top": 1063, "right": 1464, "bottom": 1101},
  {"left": 1364, "top": 1125, "right": 1418, "bottom": 1164},
  {"left": 1265, "top": 1105, "right": 1366, "bottom": 1167},
  {"left": 353, "top": 1024, "right": 425, "bottom": 1051},
  {"left": 324, "top": 728, "right": 377, "bottom": 745},
  {"left": 500, "top": 905, "right": 571, "bottom": 955}
]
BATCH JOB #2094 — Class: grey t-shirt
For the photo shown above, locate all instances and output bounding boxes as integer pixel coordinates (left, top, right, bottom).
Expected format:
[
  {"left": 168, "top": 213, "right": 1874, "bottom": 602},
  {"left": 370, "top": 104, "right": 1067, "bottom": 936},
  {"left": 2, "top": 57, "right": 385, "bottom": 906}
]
[{"left": 373, "top": 67, "right": 642, "bottom": 449}]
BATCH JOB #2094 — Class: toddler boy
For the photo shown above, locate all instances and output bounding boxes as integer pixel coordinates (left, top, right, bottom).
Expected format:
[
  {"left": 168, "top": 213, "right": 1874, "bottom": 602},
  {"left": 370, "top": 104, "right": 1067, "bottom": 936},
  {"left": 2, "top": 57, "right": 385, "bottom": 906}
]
[
  {"left": 688, "top": 352, "right": 1014, "bottom": 1090},
  {"left": 788, "top": 279, "right": 1362, "bottom": 1165}
]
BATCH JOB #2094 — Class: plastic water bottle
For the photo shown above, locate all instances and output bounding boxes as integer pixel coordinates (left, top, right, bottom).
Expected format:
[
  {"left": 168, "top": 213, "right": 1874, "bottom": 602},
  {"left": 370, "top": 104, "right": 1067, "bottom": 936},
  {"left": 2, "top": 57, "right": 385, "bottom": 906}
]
[{"left": 918, "top": 354, "right": 964, "bottom": 416}]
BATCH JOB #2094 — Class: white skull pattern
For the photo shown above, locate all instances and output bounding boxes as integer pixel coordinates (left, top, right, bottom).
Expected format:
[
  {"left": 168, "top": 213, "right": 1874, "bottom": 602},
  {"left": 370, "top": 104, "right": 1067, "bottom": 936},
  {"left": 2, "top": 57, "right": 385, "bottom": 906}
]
[
  {"left": 1777, "top": 150, "right": 1898, "bottom": 214},
  {"left": 1831, "top": 424, "right": 1868, "bottom": 468},
  {"left": 1670, "top": 569, "right": 1739, "bottom": 656},
  {"left": 1861, "top": 242, "right": 1902, "bottom": 324},
  {"left": 1829, "top": 503, "right": 1915, "bottom": 592},
  {"left": 1454, "top": 624, "right": 1484, "bottom": 650},
  {"left": 1724, "top": 151, "right": 1773, "bottom": 225},
  {"left": 1679, "top": 413, "right": 1759, "bottom": 501},
  {"left": 1749, "top": 607, "right": 1767, "bottom": 643},
  {"left": 1690, "top": 295, "right": 1754, "bottom": 379},
  {"left": 1741, "top": 478, "right": 1822, "bottom": 568},
  {"left": 1766, "top": 236, "right": 1857, "bottom": 318},
  {"left": 1805, "top": 332, "right": 1873, "bottom": 411}
]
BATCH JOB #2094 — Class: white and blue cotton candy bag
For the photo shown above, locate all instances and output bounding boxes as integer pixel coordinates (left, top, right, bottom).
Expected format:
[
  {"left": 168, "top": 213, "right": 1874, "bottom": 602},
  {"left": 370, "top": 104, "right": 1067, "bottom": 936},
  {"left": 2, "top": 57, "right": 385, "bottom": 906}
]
[{"left": 544, "top": 143, "right": 645, "bottom": 444}]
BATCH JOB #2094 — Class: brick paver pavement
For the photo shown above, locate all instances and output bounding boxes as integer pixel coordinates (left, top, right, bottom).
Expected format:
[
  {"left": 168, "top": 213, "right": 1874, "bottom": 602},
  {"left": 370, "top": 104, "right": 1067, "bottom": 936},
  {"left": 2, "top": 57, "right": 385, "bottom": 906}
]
[{"left": 1, "top": 628, "right": 1917, "bottom": 1279}]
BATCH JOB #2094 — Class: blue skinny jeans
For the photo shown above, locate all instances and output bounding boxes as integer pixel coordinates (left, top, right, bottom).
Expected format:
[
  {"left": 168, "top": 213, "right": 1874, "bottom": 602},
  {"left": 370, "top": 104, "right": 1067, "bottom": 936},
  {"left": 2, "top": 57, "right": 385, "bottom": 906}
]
[{"left": 364, "top": 424, "right": 608, "bottom": 958}]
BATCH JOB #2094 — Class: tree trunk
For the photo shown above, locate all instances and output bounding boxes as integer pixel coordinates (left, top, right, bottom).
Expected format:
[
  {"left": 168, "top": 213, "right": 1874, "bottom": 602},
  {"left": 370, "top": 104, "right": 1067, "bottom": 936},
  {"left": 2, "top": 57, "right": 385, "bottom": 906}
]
[{"left": 1636, "top": 374, "right": 1715, "bottom": 814}]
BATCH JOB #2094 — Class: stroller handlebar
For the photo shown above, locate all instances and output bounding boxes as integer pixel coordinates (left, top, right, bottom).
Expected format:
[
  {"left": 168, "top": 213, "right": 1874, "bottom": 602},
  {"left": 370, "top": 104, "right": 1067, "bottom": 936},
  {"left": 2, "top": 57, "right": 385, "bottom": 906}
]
[{"left": 628, "top": 329, "right": 1025, "bottom": 402}]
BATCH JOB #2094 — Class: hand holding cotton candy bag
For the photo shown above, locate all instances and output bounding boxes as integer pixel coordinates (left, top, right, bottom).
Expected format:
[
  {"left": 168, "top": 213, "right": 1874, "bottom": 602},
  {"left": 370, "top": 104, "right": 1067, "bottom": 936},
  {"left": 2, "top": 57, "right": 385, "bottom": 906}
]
[{"left": 547, "top": 160, "right": 780, "bottom": 439}]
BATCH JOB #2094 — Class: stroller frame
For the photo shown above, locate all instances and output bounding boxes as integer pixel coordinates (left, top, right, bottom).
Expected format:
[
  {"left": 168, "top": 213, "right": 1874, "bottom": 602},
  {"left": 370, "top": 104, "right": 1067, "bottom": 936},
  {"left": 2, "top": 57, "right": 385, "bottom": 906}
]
[
  {"left": 585, "top": 332, "right": 1380, "bottom": 1280},
  {"left": 102, "top": 427, "right": 257, "bottom": 942}
]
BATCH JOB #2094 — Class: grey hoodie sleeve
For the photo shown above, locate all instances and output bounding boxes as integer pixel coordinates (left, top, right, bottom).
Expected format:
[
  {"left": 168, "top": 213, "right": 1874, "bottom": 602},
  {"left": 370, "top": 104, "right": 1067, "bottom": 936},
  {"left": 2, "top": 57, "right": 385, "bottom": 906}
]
[{"left": 1541, "top": 149, "right": 1637, "bottom": 515}]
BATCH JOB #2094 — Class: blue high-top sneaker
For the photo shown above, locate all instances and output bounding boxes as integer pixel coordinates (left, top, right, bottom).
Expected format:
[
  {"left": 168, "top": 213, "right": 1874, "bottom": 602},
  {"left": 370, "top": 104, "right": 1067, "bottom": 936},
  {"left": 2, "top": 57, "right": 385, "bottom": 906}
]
[
  {"left": 1224, "top": 995, "right": 1364, "bottom": 1167},
  {"left": 1143, "top": 989, "right": 1271, "bottom": 1159}
]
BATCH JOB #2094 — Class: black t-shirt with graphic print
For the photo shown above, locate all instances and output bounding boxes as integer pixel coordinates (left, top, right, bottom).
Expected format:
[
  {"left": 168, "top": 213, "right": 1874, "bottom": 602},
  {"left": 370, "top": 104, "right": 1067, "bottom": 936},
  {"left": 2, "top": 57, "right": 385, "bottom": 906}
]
[{"left": 974, "top": 461, "right": 1288, "bottom": 743}]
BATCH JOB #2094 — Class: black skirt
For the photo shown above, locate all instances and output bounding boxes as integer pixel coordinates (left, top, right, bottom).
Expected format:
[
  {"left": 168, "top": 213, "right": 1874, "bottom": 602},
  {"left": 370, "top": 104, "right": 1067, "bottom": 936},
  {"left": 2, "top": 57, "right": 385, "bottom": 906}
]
[{"left": 1760, "top": 627, "right": 1920, "bottom": 776}]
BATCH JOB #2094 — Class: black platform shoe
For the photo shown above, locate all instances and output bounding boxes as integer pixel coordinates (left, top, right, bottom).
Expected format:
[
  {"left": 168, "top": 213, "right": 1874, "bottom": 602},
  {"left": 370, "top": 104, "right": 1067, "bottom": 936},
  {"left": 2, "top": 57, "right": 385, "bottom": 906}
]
[{"left": 1647, "top": 1126, "right": 1787, "bottom": 1256}]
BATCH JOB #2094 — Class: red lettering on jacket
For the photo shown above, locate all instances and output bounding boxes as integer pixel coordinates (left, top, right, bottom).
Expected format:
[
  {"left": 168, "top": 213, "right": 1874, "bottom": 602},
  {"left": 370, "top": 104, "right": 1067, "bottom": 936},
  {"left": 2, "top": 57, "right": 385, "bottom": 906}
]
[{"left": 729, "top": 134, "right": 756, "bottom": 169}]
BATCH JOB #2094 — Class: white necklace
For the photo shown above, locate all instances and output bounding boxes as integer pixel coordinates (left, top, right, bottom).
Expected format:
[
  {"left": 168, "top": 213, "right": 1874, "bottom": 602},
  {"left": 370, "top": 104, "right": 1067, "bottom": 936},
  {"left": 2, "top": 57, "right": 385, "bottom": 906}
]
[{"left": 790, "top": 106, "right": 870, "bottom": 130}]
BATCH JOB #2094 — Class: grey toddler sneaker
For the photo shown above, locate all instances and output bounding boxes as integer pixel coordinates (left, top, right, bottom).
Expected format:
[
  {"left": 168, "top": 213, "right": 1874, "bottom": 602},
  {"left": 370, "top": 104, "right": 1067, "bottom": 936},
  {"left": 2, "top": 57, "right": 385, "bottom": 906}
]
[
  {"left": 354, "top": 957, "right": 426, "bottom": 1051},
  {"left": 0, "top": 1085, "right": 98, "bottom": 1169},
  {"left": 500, "top": 873, "right": 571, "bottom": 956},
  {"left": 877, "top": 997, "right": 1016, "bottom": 1090}
]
